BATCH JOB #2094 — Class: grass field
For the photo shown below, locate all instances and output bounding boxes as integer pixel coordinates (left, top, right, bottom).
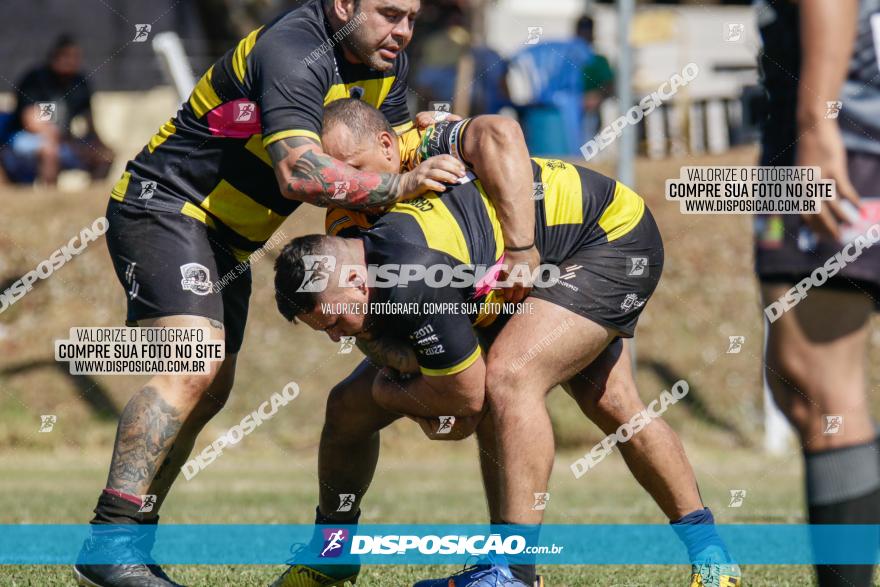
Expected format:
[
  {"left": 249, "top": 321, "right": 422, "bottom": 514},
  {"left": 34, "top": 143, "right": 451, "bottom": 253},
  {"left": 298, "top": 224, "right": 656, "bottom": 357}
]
[
  {"left": 2, "top": 146, "right": 880, "bottom": 585},
  {"left": 1, "top": 444, "right": 822, "bottom": 586}
]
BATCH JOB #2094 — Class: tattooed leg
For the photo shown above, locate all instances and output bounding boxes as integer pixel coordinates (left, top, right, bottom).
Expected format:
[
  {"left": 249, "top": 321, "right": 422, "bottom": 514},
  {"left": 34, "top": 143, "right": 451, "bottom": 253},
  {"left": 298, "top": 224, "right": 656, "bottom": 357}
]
[
  {"left": 103, "top": 315, "right": 229, "bottom": 502},
  {"left": 148, "top": 355, "right": 237, "bottom": 508},
  {"left": 106, "top": 386, "right": 184, "bottom": 496}
]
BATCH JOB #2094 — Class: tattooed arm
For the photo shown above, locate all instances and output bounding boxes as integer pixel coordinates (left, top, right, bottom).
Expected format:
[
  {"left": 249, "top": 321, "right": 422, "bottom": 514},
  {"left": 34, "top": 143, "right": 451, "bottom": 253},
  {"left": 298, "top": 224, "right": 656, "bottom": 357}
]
[{"left": 267, "top": 137, "right": 464, "bottom": 210}]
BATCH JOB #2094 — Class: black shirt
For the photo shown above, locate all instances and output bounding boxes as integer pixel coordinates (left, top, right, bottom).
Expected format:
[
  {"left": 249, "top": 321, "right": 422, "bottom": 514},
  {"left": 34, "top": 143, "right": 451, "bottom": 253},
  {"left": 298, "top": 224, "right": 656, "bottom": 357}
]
[{"left": 11, "top": 65, "right": 92, "bottom": 134}]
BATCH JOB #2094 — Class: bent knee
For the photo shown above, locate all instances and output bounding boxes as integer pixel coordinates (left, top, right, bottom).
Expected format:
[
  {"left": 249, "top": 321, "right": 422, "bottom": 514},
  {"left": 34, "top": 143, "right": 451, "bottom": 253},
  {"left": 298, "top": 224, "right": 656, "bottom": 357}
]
[
  {"left": 585, "top": 380, "right": 643, "bottom": 423},
  {"left": 452, "top": 390, "right": 484, "bottom": 417},
  {"left": 484, "top": 360, "right": 521, "bottom": 403},
  {"left": 326, "top": 381, "right": 356, "bottom": 419}
]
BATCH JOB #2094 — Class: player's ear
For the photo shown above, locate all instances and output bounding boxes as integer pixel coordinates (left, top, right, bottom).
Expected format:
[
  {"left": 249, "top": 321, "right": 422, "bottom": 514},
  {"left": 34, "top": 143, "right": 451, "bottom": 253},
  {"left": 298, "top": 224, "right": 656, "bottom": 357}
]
[
  {"left": 329, "top": 0, "right": 357, "bottom": 21},
  {"left": 345, "top": 265, "right": 367, "bottom": 289},
  {"left": 379, "top": 131, "right": 395, "bottom": 161}
]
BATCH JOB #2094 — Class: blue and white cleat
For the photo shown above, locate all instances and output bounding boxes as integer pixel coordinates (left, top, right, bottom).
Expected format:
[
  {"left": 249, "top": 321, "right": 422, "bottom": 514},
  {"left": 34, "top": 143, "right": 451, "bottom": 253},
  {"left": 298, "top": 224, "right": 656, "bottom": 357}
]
[
  {"left": 413, "top": 564, "right": 543, "bottom": 587},
  {"left": 690, "top": 545, "right": 742, "bottom": 587}
]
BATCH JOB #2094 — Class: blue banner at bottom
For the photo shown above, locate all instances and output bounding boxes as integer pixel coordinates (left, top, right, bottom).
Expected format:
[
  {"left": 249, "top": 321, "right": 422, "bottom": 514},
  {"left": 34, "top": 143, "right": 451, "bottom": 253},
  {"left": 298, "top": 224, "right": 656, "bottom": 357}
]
[{"left": 1, "top": 524, "right": 878, "bottom": 565}]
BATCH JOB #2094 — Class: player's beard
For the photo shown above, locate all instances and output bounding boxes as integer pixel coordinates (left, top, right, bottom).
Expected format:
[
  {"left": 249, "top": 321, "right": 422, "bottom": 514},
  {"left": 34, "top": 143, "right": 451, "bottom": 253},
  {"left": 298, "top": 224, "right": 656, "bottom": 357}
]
[{"left": 340, "top": 27, "right": 396, "bottom": 72}]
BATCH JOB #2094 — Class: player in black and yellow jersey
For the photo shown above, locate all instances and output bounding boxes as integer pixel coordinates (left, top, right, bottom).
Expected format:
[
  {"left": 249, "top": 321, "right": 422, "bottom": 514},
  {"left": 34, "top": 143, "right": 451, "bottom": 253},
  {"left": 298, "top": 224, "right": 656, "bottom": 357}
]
[
  {"left": 273, "top": 99, "right": 741, "bottom": 587},
  {"left": 75, "top": 1, "right": 540, "bottom": 586}
]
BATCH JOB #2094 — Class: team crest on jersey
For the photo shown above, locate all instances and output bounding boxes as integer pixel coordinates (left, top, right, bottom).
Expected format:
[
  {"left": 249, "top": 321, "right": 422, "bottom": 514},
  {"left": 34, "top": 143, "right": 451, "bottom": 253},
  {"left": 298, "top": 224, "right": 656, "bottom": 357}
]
[{"left": 180, "top": 263, "right": 213, "bottom": 296}]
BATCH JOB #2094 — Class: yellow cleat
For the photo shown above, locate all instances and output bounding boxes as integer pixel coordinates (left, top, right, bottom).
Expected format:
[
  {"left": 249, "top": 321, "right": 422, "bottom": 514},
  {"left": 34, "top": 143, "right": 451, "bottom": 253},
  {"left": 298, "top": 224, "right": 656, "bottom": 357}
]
[
  {"left": 270, "top": 564, "right": 358, "bottom": 587},
  {"left": 689, "top": 562, "right": 742, "bottom": 587}
]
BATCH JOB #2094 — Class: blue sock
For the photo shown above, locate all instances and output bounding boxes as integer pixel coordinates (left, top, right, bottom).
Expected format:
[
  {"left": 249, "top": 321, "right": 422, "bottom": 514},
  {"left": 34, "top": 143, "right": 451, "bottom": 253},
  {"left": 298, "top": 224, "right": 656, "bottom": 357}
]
[{"left": 670, "top": 507, "right": 727, "bottom": 563}]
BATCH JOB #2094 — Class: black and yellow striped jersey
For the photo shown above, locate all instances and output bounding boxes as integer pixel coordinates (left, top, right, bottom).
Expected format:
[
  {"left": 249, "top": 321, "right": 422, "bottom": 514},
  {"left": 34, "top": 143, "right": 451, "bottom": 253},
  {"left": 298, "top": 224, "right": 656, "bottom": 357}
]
[
  {"left": 352, "top": 157, "right": 645, "bottom": 375},
  {"left": 110, "top": 0, "right": 412, "bottom": 260}
]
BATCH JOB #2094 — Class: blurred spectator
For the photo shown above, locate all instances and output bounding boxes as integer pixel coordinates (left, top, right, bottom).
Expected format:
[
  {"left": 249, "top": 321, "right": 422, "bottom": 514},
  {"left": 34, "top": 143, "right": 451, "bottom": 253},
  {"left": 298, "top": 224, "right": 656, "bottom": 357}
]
[
  {"left": 412, "top": 4, "right": 510, "bottom": 116},
  {"left": 0, "top": 34, "right": 113, "bottom": 185},
  {"left": 412, "top": 7, "right": 469, "bottom": 107},
  {"left": 576, "top": 15, "right": 614, "bottom": 140},
  {"left": 507, "top": 32, "right": 592, "bottom": 156}
]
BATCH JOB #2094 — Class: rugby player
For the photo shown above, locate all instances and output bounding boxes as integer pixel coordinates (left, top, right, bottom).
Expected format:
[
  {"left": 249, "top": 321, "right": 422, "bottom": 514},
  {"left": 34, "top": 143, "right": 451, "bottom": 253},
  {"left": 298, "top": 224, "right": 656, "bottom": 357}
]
[
  {"left": 756, "top": 1, "right": 880, "bottom": 585},
  {"left": 272, "top": 99, "right": 741, "bottom": 586},
  {"left": 74, "top": 1, "right": 539, "bottom": 585}
]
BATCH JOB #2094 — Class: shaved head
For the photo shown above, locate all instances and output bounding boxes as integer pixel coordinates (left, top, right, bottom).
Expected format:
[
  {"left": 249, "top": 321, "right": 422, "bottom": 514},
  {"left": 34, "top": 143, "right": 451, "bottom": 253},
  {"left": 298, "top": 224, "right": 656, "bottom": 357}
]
[{"left": 324, "top": 98, "right": 395, "bottom": 142}]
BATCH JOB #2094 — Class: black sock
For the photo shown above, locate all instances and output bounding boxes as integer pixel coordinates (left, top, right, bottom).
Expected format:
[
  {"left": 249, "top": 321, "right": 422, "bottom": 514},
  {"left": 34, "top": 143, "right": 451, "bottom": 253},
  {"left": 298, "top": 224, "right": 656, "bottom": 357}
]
[
  {"left": 509, "top": 563, "right": 536, "bottom": 585},
  {"left": 315, "top": 505, "right": 360, "bottom": 526},
  {"left": 806, "top": 440, "right": 880, "bottom": 586},
  {"left": 498, "top": 520, "right": 538, "bottom": 585},
  {"left": 91, "top": 489, "right": 157, "bottom": 525},
  {"left": 308, "top": 507, "right": 360, "bottom": 578}
]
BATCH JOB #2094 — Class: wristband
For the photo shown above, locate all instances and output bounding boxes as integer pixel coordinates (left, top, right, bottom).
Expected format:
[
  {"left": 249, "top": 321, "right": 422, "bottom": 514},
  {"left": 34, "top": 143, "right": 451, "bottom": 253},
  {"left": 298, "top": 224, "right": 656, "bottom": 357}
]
[{"left": 505, "top": 242, "right": 535, "bottom": 252}]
